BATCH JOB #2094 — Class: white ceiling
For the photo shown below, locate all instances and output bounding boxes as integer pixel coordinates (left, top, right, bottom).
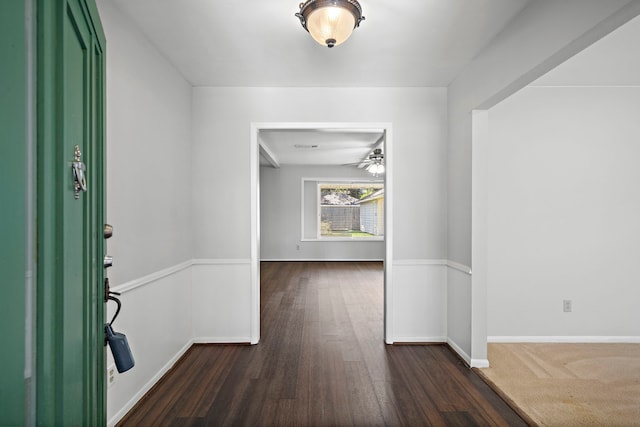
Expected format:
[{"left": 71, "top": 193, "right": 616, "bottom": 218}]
[
  {"left": 259, "top": 129, "right": 384, "bottom": 167},
  {"left": 110, "top": 1, "right": 640, "bottom": 166},
  {"left": 111, "top": 0, "right": 530, "bottom": 87},
  {"left": 111, "top": 0, "right": 530, "bottom": 166}
]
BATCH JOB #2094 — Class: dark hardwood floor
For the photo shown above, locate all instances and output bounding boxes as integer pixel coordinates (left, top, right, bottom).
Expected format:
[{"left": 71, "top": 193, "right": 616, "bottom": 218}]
[{"left": 118, "top": 261, "right": 527, "bottom": 426}]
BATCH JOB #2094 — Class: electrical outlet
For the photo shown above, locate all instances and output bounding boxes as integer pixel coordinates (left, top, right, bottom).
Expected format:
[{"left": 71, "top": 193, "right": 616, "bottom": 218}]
[
  {"left": 296, "top": 244, "right": 300, "bottom": 251},
  {"left": 107, "top": 365, "right": 116, "bottom": 388},
  {"left": 563, "top": 299, "right": 572, "bottom": 313}
]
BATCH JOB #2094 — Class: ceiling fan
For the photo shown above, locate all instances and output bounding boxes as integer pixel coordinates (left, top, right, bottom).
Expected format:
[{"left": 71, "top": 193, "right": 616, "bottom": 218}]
[{"left": 343, "top": 148, "right": 385, "bottom": 176}]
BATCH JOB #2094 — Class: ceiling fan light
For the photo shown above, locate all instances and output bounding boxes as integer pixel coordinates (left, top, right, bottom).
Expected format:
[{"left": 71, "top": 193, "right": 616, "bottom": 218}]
[
  {"left": 365, "top": 162, "right": 385, "bottom": 176},
  {"left": 296, "top": 0, "right": 365, "bottom": 48}
]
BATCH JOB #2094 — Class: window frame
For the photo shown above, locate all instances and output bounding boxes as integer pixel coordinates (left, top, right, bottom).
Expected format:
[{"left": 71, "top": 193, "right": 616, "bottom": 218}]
[{"left": 300, "top": 177, "right": 385, "bottom": 242}]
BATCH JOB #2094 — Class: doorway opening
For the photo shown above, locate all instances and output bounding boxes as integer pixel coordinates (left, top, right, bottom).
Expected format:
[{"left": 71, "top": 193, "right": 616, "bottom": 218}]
[{"left": 250, "top": 122, "right": 394, "bottom": 344}]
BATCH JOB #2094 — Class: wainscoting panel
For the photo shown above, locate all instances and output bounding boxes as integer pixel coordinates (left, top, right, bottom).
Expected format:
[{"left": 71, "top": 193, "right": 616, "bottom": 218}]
[
  {"left": 446, "top": 265, "right": 473, "bottom": 364},
  {"left": 107, "top": 265, "right": 193, "bottom": 427},
  {"left": 191, "top": 260, "right": 252, "bottom": 342},
  {"left": 392, "top": 260, "right": 447, "bottom": 342}
]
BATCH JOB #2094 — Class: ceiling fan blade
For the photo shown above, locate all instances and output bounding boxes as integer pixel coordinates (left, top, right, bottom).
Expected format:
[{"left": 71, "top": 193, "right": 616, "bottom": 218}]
[{"left": 341, "top": 160, "right": 374, "bottom": 166}]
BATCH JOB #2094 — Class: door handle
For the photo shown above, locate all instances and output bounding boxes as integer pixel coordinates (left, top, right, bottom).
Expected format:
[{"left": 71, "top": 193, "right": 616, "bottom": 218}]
[{"left": 72, "top": 145, "right": 87, "bottom": 200}]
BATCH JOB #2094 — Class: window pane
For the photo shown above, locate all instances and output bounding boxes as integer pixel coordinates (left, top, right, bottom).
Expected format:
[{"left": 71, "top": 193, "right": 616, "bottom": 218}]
[{"left": 319, "top": 183, "right": 384, "bottom": 238}]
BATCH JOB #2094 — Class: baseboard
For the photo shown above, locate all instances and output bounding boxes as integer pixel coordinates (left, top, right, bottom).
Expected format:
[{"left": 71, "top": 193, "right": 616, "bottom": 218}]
[
  {"left": 447, "top": 338, "right": 471, "bottom": 365},
  {"left": 260, "top": 258, "right": 384, "bottom": 262},
  {"left": 258, "top": 259, "right": 470, "bottom": 274},
  {"left": 107, "top": 339, "right": 194, "bottom": 427},
  {"left": 390, "top": 259, "right": 471, "bottom": 275},
  {"left": 393, "top": 336, "right": 447, "bottom": 344},
  {"left": 445, "top": 338, "right": 489, "bottom": 368},
  {"left": 470, "top": 358, "right": 490, "bottom": 368},
  {"left": 488, "top": 336, "right": 640, "bottom": 343},
  {"left": 193, "top": 337, "right": 253, "bottom": 344},
  {"left": 192, "top": 259, "right": 251, "bottom": 265}
]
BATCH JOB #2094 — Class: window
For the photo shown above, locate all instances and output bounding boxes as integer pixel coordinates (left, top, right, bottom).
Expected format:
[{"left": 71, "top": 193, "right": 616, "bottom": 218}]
[{"left": 301, "top": 179, "right": 384, "bottom": 241}]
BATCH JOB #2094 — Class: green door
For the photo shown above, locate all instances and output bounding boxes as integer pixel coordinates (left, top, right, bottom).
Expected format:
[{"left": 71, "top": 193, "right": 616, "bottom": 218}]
[
  {"left": 37, "top": 0, "right": 106, "bottom": 424},
  {"left": 0, "top": 1, "right": 29, "bottom": 425}
]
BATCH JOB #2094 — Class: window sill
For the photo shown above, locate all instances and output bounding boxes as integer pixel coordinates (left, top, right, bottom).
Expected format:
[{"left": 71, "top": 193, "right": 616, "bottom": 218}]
[{"left": 301, "top": 237, "right": 384, "bottom": 242}]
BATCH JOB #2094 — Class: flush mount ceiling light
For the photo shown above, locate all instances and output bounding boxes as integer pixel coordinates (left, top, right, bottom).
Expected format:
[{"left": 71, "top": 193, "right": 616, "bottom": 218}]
[{"left": 295, "top": 0, "right": 365, "bottom": 48}]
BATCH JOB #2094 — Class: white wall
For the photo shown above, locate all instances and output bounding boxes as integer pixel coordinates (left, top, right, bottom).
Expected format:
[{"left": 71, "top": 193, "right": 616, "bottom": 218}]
[
  {"left": 101, "top": 5, "right": 193, "bottom": 284},
  {"left": 260, "top": 164, "right": 384, "bottom": 260},
  {"left": 97, "top": 1, "right": 193, "bottom": 424},
  {"left": 446, "top": 0, "right": 640, "bottom": 364},
  {"left": 487, "top": 86, "right": 640, "bottom": 340},
  {"left": 193, "top": 87, "right": 447, "bottom": 259},
  {"left": 192, "top": 87, "right": 449, "bottom": 342}
]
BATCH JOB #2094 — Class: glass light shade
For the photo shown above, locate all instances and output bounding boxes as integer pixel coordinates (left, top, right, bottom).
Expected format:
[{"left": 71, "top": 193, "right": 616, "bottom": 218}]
[
  {"left": 307, "top": 6, "right": 356, "bottom": 47},
  {"left": 296, "top": 1, "right": 364, "bottom": 48},
  {"left": 367, "top": 163, "right": 385, "bottom": 175}
]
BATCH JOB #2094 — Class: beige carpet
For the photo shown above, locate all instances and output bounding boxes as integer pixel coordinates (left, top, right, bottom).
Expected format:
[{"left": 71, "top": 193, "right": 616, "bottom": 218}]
[{"left": 478, "top": 343, "right": 640, "bottom": 427}]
